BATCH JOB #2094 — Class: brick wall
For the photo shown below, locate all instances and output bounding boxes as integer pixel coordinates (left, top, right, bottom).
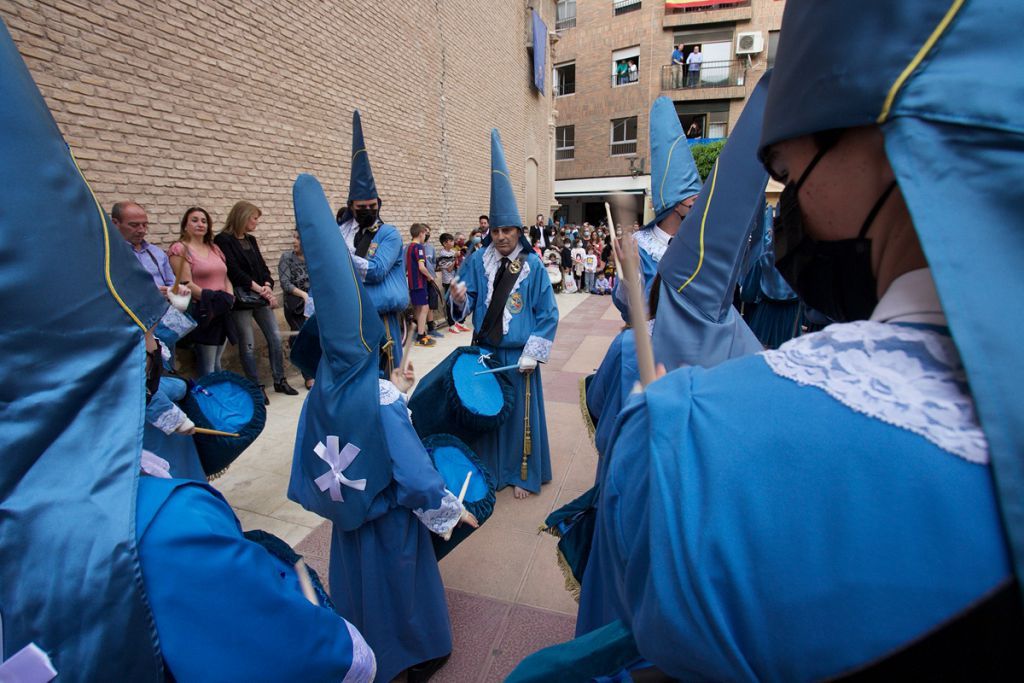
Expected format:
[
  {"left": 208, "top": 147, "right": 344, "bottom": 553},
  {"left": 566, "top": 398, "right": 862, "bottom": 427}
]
[{"left": 3, "top": 0, "right": 557, "bottom": 267}]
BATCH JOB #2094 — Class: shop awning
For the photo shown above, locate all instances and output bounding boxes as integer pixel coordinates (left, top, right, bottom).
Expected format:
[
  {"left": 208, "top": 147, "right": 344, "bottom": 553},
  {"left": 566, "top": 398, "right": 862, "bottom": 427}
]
[{"left": 554, "top": 174, "right": 650, "bottom": 198}]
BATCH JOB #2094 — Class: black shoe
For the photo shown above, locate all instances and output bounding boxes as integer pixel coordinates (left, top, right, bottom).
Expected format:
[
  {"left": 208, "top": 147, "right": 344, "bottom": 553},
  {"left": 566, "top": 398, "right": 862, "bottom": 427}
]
[
  {"left": 260, "top": 385, "right": 270, "bottom": 405},
  {"left": 274, "top": 379, "right": 299, "bottom": 396},
  {"left": 406, "top": 654, "right": 450, "bottom": 683}
]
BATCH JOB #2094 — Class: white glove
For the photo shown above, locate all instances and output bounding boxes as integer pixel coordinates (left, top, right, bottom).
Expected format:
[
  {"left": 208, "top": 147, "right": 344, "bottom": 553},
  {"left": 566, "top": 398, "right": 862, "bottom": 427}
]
[
  {"left": 167, "top": 286, "right": 191, "bottom": 312},
  {"left": 450, "top": 276, "right": 468, "bottom": 305},
  {"left": 174, "top": 415, "right": 196, "bottom": 435},
  {"left": 518, "top": 355, "right": 538, "bottom": 373}
]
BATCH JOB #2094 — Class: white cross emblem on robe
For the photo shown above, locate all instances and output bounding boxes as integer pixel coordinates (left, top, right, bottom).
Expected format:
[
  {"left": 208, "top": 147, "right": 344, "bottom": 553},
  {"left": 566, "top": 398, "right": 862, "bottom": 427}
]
[{"left": 313, "top": 436, "right": 367, "bottom": 502}]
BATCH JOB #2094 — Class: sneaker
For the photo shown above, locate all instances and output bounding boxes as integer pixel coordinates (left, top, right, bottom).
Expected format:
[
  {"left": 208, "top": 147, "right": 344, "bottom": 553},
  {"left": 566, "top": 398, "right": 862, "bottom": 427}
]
[
  {"left": 447, "top": 325, "right": 460, "bottom": 334},
  {"left": 453, "top": 323, "right": 471, "bottom": 333},
  {"left": 428, "top": 330, "right": 444, "bottom": 339},
  {"left": 274, "top": 379, "right": 299, "bottom": 396},
  {"left": 416, "top": 335, "right": 437, "bottom": 347}
]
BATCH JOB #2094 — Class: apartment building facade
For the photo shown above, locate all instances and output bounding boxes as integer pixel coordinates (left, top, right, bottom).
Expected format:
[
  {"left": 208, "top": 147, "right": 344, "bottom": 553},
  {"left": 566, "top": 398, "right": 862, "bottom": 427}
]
[{"left": 552, "top": 0, "right": 784, "bottom": 225}]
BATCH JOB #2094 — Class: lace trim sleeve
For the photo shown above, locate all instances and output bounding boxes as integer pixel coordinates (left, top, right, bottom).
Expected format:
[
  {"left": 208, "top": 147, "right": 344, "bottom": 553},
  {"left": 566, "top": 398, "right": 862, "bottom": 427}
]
[
  {"left": 523, "top": 335, "right": 552, "bottom": 363},
  {"left": 341, "top": 620, "right": 377, "bottom": 683},
  {"left": 413, "top": 489, "right": 462, "bottom": 536}
]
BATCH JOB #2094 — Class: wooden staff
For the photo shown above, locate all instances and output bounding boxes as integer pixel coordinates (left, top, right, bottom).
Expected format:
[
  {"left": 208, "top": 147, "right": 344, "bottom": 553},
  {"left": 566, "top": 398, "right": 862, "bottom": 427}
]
[
  {"left": 606, "top": 201, "right": 656, "bottom": 387},
  {"left": 442, "top": 471, "right": 473, "bottom": 542},
  {"left": 521, "top": 368, "right": 533, "bottom": 480},
  {"left": 193, "top": 427, "right": 240, "bottom": 437}
]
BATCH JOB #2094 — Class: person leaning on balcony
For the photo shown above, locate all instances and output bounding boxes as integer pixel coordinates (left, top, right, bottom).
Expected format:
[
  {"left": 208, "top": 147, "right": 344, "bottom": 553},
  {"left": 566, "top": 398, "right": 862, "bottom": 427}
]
[
  {"left": 671, "top": 44, "right": 684, "bottom": 87},
  {"left": 686, "top": 45, "right": 703, "bottom": 87},
  {"left": 616, "top": 60, "right": 629, "bottom": 85},
  {"left": 628, "top": 59, "right": 638, "bottom": 82}
]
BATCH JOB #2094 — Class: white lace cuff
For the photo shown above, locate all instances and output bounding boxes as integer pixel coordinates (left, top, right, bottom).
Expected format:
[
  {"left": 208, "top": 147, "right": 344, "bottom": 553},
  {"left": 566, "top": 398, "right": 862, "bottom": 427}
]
[
  {"left": 414, "top": 489, "right": 462, "bottom": 536},
  {"left": 523, "top": 335, "right": 552, "bottom": 363},
  {"left": 342, "top": 620, "right": 377, "bottom": 683},
  {"left": 157, "top": 338, "right": 172, "bottom": 364},
  {"left": 160, "top": 306, "right": 196, "bottom": 337},
  {"left": 140, "top": 450, "right": 172, "bottom": 478},
  {"left": 351, "top": 255, "right": 369, "bottom": 281},
  {"left": 378, "top": 379, "right": 402, "bottom": 406},
  {"left": 152, "top": 404, "right": 187, "bottom": 435}
]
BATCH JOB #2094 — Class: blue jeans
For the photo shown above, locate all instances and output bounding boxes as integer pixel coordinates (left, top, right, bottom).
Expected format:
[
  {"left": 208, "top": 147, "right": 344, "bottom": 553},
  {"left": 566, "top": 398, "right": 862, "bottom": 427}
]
[
  {"left": 193, "top": 343, "right": 225, "bottom": 377},
  {"left": 231, "top": 305, "right": 285, "bottom": 384},
  {"left": 585, "top": 271, "right": 595, "bottom": 292}
]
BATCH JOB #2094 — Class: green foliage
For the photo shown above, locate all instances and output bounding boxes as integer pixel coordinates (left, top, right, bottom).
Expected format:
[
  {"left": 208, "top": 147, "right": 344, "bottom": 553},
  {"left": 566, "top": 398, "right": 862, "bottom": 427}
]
[{"left": 691, "top": 140, "right": 726, "bottom": 181}]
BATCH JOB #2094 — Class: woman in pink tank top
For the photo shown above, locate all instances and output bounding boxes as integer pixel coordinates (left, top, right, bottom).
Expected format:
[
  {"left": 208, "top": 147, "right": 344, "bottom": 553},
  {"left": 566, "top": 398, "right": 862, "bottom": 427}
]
[{"left": 168, "top": 207, "right": 234, "bottom": 375}]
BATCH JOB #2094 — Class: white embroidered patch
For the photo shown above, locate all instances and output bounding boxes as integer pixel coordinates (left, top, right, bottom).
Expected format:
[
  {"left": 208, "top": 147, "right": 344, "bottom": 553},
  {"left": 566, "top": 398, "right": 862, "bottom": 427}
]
[{"left": 761, "top": 321, "right": 989, "bottom": 464}]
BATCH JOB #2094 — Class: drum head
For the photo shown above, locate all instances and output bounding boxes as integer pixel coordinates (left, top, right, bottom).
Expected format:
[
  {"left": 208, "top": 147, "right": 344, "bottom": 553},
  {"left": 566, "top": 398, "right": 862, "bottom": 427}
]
[
  {"left": 180, "top": 371, "right": 267, "bottom": 478},
  {"left": 423, "top": 434, "right": 496, "bottom": 560},
  {"left": 451, "top": 353, "right": 506, "bottom": 418}
]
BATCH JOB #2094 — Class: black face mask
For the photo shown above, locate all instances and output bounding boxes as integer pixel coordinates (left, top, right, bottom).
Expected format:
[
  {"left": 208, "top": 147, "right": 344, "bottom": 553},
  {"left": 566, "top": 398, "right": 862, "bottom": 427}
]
[
  {"left": 354, "top": 207, "right": 378, "bottom": 229},
  {"left": 774, "top": 140, "right": 898, "bottom": 323}
]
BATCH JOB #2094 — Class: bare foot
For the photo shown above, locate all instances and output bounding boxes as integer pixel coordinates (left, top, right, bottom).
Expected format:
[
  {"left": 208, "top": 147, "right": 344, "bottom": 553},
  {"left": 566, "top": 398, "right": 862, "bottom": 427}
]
[{"left": 513, "top": 486, "right": 531, "bottom": 500}]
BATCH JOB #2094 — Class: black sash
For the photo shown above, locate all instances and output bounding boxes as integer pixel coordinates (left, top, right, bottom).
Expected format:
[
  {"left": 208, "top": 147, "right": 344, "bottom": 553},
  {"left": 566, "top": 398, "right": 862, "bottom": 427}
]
[
  {"left": 354, "top": 224, "right": 377, "bottom": 258},
  {"left": 474, "top": 254, "right": 525, "bottom": 347}
]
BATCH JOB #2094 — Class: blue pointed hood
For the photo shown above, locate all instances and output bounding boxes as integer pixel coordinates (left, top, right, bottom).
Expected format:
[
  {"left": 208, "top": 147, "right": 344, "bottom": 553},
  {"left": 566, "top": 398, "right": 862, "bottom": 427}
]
[
  {"left": 760, "top": 0, "right": 1024, "bottom": 593},
  {"left": 288, "top": 173, "right": 391, "bottom": 532},
  {"left": 658, "top": 71, "right": 771, "bottom": 321},
  {"left": 0, "top": 18, "right": 167, "bottom": 679},
  {"left": 489, "top": 129, "right": 524, "bottom": 230},
  {"left": 651, "top": 72, "right": 771, "bottom": 370},
  {"left": 347, "top": 110, "right": 379, "bottom": 202},
  {"left": 649, "top": 96, "right": 702, "bottom": 225}
]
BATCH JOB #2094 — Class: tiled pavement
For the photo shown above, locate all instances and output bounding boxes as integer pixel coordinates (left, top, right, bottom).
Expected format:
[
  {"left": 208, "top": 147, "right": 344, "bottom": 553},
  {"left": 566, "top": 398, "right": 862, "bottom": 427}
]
[{"left": 214, "top": 292, "right": 624, "bottom": 681}]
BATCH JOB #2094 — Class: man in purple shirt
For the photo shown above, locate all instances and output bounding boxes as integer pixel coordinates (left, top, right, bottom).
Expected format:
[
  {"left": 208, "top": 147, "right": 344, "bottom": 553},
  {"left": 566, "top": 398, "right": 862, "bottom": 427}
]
[{"left": 112, "top": 201, "right": 174, "bottom": 292}]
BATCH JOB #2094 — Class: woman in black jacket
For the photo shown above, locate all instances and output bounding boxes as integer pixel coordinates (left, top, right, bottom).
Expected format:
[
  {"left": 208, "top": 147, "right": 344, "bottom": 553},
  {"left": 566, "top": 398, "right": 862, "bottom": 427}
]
[{"left": 215, "top": 201, "right": 297, "bottom": 401}]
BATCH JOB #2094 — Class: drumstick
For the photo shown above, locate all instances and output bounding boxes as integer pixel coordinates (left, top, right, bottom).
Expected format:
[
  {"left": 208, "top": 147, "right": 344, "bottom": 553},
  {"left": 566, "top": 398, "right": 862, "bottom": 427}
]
[
  {"left": 442, "top": 471, "right": 473, "bottom": 542},
  {"left": 193, "top": 427, "right": 240, "bottom": 437},
  {"left": 606, "top": 201, "right": 656, "bottom": 387},
  {"left": 293, "top": 559, "right": 319, "bottom": 606},
  {"left": 473, "top": 363, "right": 519, "bottom": 376}
]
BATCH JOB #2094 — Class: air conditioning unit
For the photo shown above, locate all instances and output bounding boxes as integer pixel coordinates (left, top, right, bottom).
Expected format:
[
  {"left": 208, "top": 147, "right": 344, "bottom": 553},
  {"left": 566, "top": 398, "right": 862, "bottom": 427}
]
[{"left": 736, "top": 31, "right": 764, "bottom": 55}]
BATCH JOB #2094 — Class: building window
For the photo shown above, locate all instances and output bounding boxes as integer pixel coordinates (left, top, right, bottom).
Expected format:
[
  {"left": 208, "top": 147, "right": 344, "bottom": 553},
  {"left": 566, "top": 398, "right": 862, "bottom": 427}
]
[
  {"left": 767, "top": 30, "right": 780, "bottom": 69},
  {"left": 611, "top": 46, "right": 640, "bottom": 87},
  {"left": 613, "top": 0, "right": 642, "bottom": 16},
  {"left": 667, "top": 29, "right": 736, "bottom": 88},
  {"left": 556, "top": 0, "right": 576, "bottom": 31},
  {"left": 610, "top": 117, "right": 638, "bottom": 156},
  {"left": 676, "top": 100, "right": 730, "bottom": 140},
  {"left": 556, "top": 125, "right": 575, "bottom": 160},
  {"left": 554, "top": 62, "right": 576, "bottom": 96}
]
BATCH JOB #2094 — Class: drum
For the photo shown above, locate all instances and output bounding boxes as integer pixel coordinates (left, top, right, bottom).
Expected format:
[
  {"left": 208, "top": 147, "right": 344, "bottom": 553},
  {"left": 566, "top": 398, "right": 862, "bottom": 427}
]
[
  {"left": 423, "top": 434, "right": 496, "bottom": 559},
  {"left": 243, "top": 529, "right": 334, "bottom": 609},
  {"left": 179, "top": 371, "right": 267, "bottom": 478},
  {"left": 408, "top": 346, "right": 514, "bottom": 441}
]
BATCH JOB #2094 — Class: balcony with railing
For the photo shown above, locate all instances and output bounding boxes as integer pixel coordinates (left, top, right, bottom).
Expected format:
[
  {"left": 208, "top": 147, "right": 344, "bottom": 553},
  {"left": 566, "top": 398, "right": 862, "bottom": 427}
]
[
  {"left": 611, "top": 73, "right": 640, "bottom": 88},
  {"left": 662, "top": 0, "right": 751, "bottom": 28},
  {"left": 610, "top": 140, "right": 638, "bottom": 156},
  {"left": 555, "top": 16, "right": 576, "bottom": 31},
  {"left": 556, "top": 147, "right": 575, "bottom": 161},
  {"left": 660, "top": 60, "right": 748, "bottom": 98},
  {"left": 613, "top": 0, "right": 642, "bottom": 16}
]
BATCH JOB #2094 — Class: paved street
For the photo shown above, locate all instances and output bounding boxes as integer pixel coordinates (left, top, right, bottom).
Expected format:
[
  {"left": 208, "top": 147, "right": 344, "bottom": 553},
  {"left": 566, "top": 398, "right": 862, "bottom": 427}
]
[{"left": 214, "top": 292, "right": 626, "bottom": 681}]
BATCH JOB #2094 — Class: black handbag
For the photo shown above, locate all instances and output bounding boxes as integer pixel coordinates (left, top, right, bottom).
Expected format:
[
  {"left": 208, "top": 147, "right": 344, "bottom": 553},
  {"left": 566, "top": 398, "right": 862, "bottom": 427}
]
[{"left": 233, "top": 286, "right": 268, "bottom": 310}]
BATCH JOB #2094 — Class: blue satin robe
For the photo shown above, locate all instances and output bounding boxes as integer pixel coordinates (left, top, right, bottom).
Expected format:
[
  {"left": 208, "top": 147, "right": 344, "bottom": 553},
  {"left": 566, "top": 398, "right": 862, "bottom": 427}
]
[
  {"left": 144, "top": 376, "right": 206, "bottom": 481},
  {"left": 451, "top": 247, "right": 559, "bottom": 493},
  {"left": 136, "top": 477, "right": 374, "bottom": 682},
  {"left": 582, "top": 325, "right": 1012, "bottom": 679},
  {"left": 329, "top": 388, "right": 458, "bottom": 682}
]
